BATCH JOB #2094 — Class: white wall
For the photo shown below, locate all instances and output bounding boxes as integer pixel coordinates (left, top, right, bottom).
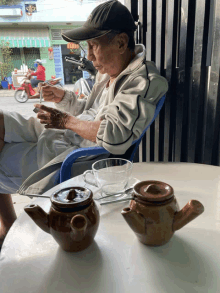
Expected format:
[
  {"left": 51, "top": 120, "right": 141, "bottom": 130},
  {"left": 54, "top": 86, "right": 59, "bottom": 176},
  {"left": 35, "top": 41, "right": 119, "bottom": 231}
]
[
  {"left": 0, "top": 0, "right": 125, "bottom": 24},
  {"left": 24, "top": 0, "right": 100, "bottom": 23}
]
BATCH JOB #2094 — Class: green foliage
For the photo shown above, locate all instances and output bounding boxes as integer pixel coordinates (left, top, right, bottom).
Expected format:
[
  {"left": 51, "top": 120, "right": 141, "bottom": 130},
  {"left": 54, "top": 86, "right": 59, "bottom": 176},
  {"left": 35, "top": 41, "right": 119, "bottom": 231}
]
[
  {"left": 0, "top": 41, "right": 14, "bottom": 80},
  {"left": 0, "top": 0, "right": 21, "bottom": 5},
  {"left": 80, "top": 41, "right": 88, "bottom": 51}
]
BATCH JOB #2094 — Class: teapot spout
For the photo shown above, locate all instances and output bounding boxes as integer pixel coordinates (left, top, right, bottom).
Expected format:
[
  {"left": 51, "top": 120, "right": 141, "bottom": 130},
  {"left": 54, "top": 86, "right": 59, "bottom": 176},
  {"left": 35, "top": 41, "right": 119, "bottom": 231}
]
[
  {"left": 121, "top": 208, "right": 145, "bottom": 234},
  {"left": 173, "top": 200, "right": 204, "bottom": 231},
  {"left": 24, "top": 204, "right": 50, "bottom": 234},
  {"left": 70, "top": 215, "right": 87, "bottom": 241}
]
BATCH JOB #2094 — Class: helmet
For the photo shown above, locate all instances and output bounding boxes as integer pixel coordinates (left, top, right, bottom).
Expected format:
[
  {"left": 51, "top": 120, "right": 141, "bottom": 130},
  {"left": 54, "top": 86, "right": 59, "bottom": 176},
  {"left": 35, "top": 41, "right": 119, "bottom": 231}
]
[{"left": 34, "top": 59, "right": 42, "bottom": 65}]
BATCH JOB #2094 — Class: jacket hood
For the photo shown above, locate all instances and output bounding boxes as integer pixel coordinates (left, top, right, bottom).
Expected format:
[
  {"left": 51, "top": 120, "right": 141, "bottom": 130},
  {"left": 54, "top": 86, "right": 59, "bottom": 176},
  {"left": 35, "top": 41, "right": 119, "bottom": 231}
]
[{"left": 95, "top": 44, "right": 146, "bottom": 84}]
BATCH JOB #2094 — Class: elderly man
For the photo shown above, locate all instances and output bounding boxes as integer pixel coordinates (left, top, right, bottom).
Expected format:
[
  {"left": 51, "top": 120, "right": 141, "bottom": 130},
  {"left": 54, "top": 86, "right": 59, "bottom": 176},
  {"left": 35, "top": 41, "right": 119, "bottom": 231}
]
[{"left": 0, "top": 0, "right": 168, "bottom": 247}]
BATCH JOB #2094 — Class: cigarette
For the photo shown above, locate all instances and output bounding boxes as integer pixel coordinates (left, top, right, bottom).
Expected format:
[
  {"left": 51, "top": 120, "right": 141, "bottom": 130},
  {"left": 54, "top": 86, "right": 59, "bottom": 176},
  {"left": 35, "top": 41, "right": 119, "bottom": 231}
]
[
  {"left": 33, "top": 88, "right": 42, "bottom": 113},
  {"left": 33, "top": 107, "right": 40, "bottom": 113},
  {"left": 40, "top": 88, "right": 43, "bottom": 104}
]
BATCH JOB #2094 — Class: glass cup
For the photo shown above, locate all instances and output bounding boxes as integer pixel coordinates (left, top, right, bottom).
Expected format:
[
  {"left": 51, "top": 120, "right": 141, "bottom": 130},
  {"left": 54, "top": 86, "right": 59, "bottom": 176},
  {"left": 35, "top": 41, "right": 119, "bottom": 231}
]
[{"left": 83, "top": 158, "right": 133, "bottom": 200}]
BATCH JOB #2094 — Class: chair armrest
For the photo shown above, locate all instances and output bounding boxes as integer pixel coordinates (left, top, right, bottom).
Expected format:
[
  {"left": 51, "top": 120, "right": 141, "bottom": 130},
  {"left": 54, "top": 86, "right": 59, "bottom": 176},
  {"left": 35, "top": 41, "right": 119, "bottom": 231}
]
[
  {"left": 59, "top": 95, "right": 166, "bottom": 183},
  {"left": 59, "top": 146, "right": 109, "bottom": 183}
]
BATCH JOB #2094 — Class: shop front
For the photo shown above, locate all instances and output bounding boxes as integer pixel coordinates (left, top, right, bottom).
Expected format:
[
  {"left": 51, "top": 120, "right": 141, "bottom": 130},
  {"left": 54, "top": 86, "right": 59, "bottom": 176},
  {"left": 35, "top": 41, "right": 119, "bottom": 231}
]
[
  {"left": 49, "top": 26, "right": 85, "bottom": 85},
  {"left": 61, "top": 43, "right": 83, "bottom": 84},
  {"left": 0, "top": 27, "right": 56, "bottom": 80}
]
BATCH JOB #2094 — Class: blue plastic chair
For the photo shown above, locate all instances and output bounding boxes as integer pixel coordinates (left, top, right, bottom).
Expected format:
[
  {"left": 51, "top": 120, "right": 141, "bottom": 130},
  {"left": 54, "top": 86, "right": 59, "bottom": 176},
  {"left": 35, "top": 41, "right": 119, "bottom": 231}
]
[{"left": 58, "top": 94, "right": 166, "bottom": 183}]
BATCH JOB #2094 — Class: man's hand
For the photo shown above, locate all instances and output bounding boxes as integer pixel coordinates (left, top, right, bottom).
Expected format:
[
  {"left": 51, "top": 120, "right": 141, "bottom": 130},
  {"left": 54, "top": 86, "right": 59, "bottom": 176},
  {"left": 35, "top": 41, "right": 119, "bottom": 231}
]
[
  {"left": 37, "top": 83, "right": 65, "bottom": 103},
  {"left": 34, "top": 104, "right": 71, "bottom": 129},
  {"left": 37, "top": 82, "right": 44, "bottom": 91},
  {"left": 35, "top": 104, "right": 102, "bottom": 142}
]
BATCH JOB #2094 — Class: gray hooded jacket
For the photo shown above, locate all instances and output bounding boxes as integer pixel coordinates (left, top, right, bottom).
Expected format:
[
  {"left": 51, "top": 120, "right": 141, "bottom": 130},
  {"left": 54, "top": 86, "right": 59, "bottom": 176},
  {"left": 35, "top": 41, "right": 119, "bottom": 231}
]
[{"left": 18, "top": 44, "right": 168, "bottom": 196}]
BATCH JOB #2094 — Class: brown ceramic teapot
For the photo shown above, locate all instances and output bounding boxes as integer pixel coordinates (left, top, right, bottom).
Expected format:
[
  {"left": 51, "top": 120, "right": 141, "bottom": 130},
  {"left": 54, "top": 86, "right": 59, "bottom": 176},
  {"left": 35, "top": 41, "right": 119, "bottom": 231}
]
[
  {"left": 121, "top": 180, "right": 204, "bottom": 246},
  {"left": 24, "top": 186, "right": 100, "bottom": 252}
]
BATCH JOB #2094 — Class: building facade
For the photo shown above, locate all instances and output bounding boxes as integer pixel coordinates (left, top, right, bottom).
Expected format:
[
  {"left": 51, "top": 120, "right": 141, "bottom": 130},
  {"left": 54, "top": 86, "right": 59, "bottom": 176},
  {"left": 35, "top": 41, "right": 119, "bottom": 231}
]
[{"left": 0, "top": 0, "right": 102, "bottom": 84}]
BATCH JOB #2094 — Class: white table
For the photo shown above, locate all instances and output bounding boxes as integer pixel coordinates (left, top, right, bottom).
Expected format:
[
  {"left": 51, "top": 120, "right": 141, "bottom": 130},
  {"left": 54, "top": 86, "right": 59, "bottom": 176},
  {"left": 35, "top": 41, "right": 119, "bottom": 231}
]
[{"left": 0, "top": 162, "right": 220, "bottom": 293}]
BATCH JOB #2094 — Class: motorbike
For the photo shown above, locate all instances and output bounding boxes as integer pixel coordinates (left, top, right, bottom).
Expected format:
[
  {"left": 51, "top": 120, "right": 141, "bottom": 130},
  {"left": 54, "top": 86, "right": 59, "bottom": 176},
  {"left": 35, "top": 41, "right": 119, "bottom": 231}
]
[
  {"left": 14, "top": 75, "right": 63, "bottom": 103},
  {"left": 65, "top": 54, "right": 97, "bottom": 99}
]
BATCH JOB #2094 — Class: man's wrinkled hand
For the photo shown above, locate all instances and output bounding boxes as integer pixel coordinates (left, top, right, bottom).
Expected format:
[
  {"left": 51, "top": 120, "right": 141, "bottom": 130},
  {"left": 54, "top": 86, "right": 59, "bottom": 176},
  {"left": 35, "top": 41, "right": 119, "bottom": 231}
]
[
  {"left": 38, "top": 84, "right": 65, "bottom": 103},
  {"left": 37, "top": 82, "right": 46, "bottom": 92},
  {"left": 34, "top": 104, "right": 71, "bottom": 129}
]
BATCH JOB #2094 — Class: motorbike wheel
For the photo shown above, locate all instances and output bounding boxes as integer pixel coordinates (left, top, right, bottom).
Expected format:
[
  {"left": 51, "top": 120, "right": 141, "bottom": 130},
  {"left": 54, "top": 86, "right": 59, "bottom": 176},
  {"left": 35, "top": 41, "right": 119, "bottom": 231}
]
[{"left": 14, "top": 90, "right": 28, "bottom": 103}]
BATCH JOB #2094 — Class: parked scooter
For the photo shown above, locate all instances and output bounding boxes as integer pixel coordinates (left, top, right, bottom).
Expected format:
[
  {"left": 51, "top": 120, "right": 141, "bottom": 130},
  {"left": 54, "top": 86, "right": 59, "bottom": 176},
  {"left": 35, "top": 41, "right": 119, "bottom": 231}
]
[
  {"left": 14, "top": 75, "right": 62, "bottom": 103},
  {"left": 65, "top": 54, "right": 97, "bottom": 98}
]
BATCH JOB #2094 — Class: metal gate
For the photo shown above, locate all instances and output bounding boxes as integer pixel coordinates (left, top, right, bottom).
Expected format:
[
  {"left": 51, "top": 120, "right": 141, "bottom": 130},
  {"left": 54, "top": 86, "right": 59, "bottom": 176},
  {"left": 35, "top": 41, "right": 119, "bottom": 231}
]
[
  {"left": 11, "top": 48, "right": 22, "bottom": 72},
  {"left": 127, "top": 0, "right": 220, "bottom": 166},
  {"left": 23, "top": 48, "right": 40, "bottom": 69}
]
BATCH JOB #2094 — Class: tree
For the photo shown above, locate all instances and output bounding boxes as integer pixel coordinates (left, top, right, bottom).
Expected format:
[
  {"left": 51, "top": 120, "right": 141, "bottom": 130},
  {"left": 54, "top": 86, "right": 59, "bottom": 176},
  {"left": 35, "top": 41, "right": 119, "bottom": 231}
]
[
  {"left": 0, "top": 41, "right": 14, "bottom": 80},
  {"left": 0, "top": 0, "right": 21, "bottom": 5}
]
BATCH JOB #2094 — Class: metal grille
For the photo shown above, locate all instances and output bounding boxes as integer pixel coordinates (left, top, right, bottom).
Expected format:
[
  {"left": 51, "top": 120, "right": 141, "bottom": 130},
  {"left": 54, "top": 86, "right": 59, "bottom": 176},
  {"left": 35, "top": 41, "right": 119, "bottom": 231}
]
[
  {"left": 128, "top": 0, "right": 220, "bottom": 166},
  {"left": 23, "top": 48, "right": 40, "bottom": 69},
  {"left": 51, "top": 29, "right": 72, "bottom": 40},
  {"left": 11, "top": 48, "right": 22, "bottom": 71},
  {"left": 51, "top": 29, "right": 62, "bottom": 40}
]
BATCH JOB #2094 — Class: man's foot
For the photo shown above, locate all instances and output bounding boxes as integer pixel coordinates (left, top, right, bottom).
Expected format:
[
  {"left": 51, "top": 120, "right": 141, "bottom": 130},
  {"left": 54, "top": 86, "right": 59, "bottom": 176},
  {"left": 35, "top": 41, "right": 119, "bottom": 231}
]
[
  {"left": 29, "top": 93, "right": 40, "bottom": 99},
  {"left": 0, "top": 223, "right": 7, "bottom": 249},
  {"left": 0, "top": 138, "right": 4, "bottom": 152},
  {"left": 0, "top": 111, "right": 5, "bottom": 151},
  {"left": 0, "top": 194, "right": 17, "bottom": 250},
  {"left": 0, "top": 236, "right": 5, "bottom": 249}
]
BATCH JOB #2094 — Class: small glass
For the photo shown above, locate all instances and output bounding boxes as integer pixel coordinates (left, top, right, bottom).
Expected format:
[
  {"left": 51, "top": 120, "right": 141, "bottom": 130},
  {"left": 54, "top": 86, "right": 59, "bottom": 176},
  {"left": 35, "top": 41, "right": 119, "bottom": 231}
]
[{"left": 83, "top": 158, "right": 133, "bottom": 200}]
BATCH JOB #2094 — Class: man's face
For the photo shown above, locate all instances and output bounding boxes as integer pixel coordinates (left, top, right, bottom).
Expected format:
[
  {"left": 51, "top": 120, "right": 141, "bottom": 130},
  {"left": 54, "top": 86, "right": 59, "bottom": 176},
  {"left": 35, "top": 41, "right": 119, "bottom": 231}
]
[{"left": 86, "top": 34, "right": 121, "bottom": 77}]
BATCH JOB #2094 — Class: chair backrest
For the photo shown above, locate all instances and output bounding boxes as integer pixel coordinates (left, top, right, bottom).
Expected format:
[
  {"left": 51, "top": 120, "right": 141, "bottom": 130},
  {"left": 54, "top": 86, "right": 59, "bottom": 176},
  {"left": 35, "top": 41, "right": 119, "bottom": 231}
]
[
  {"left": 110, "top": 94, "right": 166, "bottom": 161},
  {"left": 58, "top": 94, "right": 166, "bottom": 183}
]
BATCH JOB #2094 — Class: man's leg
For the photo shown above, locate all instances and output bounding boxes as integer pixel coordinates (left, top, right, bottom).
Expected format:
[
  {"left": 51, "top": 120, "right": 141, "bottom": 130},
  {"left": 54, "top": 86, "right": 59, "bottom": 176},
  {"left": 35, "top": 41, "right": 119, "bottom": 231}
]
[
  {"left": 0, "top": 112, "right": 16, "bottom": 247},
  {"left": 0, "top": 110, "right": 5, "bottom": 152},
  {"left": 0, "top": 194, "right": 17, "bottom": 246},
  {"left": 0, "top": 112, "right": 40, "bottom": 247}
]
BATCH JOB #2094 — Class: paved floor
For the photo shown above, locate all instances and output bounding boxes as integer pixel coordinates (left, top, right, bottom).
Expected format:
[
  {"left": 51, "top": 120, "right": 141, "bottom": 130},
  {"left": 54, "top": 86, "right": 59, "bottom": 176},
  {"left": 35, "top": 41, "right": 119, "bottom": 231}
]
[{"left": 0, "top": 85, "right": 75, "bottom": 216}]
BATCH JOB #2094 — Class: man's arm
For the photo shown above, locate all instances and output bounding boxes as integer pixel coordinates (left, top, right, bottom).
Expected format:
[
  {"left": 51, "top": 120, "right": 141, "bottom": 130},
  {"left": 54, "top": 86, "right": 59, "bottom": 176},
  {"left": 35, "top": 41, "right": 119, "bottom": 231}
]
[
  {"left": 66, "top": 116, "right": 101, "bottom": 142},
  {"left": 34, "top": 104, "right": 101, "bottom": 143},
  {"left": 31, "top": 67, "right": 39, "bottom": 77},
  {"left": 30, "top": 71, "right": 37, "bottom": 76},
  {"left": 37, "top": 84, "right": 87, "bottom": 116}
]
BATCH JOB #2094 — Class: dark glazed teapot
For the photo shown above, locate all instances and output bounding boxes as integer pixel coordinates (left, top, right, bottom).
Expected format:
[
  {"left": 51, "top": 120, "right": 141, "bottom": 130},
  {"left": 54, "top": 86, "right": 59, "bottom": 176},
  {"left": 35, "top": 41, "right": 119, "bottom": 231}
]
[
  {"left": 24, "top": 187, "right": 100, "bottom": 252},
  {"left": 121, "top": 180, "right": 204, "bottom": 246}
]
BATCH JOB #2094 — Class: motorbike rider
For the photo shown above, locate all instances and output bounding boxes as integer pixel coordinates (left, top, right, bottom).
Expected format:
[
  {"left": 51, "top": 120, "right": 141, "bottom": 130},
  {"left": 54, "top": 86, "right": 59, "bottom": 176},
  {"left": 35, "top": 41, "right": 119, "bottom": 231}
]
[{"left": 28, "top": 59, "right": 46, "bottom": 97}]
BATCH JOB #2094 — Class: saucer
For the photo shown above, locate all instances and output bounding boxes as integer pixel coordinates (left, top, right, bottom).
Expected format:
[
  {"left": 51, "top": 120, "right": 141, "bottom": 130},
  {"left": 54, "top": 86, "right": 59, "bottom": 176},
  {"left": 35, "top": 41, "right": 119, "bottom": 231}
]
[{"left": 93, "top": 177, "right": 140, "bottom": 201}]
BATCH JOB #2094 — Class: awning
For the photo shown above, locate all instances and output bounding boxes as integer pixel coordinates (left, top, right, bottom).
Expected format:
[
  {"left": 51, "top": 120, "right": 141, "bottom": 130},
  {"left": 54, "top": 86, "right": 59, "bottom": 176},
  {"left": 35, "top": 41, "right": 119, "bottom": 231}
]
[{"left": 0, "top": 28, "right": 51, "bottom": 48}]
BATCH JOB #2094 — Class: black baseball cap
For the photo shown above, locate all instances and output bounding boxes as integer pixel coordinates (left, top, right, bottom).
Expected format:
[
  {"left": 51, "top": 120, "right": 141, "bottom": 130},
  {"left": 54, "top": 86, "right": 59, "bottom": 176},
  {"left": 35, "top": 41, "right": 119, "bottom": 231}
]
[{"left": 62, "top": 0, "right": 137, "bottom": 43}]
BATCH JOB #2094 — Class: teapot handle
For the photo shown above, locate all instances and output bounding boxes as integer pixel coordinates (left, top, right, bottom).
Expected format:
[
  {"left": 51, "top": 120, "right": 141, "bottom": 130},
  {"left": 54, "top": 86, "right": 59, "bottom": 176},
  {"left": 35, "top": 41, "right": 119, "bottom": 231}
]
[{"left": 173, "top": 200, "right": 204, "bottom": 231}]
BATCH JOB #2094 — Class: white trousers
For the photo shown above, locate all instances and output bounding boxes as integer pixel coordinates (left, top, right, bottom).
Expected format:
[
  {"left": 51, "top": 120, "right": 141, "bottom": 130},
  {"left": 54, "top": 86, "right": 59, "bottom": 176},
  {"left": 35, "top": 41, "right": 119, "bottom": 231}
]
[
  {"left": 0, "top": 111, "right": 42, "bottom": 194},
  {"left": 0, "top": 142, "right": 38, "bottom": 194},
  {"left": 0, "top": 111, "right": 107, "bottom": 194}
]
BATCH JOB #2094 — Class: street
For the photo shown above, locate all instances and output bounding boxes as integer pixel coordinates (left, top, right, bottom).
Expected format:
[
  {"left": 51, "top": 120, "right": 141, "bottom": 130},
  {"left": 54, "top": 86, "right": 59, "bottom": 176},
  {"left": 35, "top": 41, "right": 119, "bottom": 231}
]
[
  {"left": 1, "top": 94, "right": 52, "bottom": 118},
  {"left": 0, "top": 84, "right": 74, "bottom": 118}
]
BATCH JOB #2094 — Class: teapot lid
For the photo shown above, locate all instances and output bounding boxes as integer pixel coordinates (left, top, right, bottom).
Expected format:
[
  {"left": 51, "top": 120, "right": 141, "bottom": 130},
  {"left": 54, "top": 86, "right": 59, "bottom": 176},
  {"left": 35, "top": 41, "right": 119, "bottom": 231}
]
[
  {"left": 51, "top": 186, "right": 93, "bottom": 210},
  {"left": 133, "top": 180, "right": 173, "bottom": 202}
]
